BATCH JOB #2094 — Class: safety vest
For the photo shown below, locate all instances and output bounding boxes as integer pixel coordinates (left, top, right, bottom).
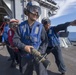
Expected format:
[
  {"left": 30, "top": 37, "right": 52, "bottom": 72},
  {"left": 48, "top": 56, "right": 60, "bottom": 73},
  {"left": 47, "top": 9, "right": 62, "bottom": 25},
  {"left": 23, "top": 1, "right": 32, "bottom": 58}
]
[
  {"left": 48, "top": 27, "right": 60, "bottom": 47},
  {"left": 19, "top": 20, "right": 43, "bottom": 50},
  {"left": 2, "top": 24, "right": 10, "bottom": 42}
]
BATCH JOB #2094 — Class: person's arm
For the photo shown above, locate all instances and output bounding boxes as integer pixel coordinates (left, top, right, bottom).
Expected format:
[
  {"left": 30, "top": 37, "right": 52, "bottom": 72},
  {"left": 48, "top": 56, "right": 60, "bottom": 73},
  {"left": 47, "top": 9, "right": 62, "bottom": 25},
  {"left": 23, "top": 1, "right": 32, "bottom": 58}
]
[
  {"left": 13, "top": 26, "right": 25, "bottom": 51},
  {"left": 38, "top": 26, "right": 48, "bottom": 54},
  {"left": 53, "top": 20, "right": 76, "bottom": 33},
  {"left": 53, "top": 22, "right": 70, "bottom": 33},
  {"left": 13, "top": 26, "right": 33, "bottom": 53}
]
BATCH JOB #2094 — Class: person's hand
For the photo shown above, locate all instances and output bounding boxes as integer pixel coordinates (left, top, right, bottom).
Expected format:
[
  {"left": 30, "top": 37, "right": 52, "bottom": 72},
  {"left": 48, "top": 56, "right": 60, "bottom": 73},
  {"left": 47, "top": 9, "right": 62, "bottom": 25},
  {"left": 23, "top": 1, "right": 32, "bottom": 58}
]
[
  {"left": 24, "top": 45, "right": 34, "bottom": 53},
  {"left": 70, "top": 20, "right": 76, "bottom": 26}
]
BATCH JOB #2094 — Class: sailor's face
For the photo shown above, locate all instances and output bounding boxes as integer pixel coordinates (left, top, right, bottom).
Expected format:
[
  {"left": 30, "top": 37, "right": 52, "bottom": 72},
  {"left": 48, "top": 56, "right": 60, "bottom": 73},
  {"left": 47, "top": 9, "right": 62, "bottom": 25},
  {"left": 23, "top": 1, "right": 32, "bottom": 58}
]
[
  {"left": 29, "top": 12, "right": 38, "bottom": 21},
  {"left": 11, "top": 22, "right": 18, "bottom": 31},
  {"left": 44, "top": 23, "right": 50, "bottom": 31}
]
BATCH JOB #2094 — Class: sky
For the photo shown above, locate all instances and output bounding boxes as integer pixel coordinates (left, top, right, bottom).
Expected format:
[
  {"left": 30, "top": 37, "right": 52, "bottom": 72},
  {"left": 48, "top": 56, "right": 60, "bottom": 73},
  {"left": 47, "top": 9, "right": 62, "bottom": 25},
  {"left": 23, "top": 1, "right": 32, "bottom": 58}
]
[{"left": 50, "top": 0, "right": 76, "bottom": 32}]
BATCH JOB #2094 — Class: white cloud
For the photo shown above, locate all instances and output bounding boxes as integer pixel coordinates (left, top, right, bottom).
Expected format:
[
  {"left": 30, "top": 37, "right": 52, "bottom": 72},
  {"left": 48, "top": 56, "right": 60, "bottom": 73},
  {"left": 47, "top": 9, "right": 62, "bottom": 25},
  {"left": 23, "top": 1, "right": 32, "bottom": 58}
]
[{"left": 50, "top": 0, "right": 76, "bottom": 19}]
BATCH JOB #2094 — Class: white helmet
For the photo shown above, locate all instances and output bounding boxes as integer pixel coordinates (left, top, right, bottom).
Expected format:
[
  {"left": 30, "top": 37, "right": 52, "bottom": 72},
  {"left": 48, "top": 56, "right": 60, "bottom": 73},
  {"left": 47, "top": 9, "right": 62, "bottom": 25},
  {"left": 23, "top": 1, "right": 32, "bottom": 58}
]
[
  {"left": 4, "top": 16, "right": 10, "bottom": 19},
  {"left": 41, "top": 17, "right": 51, "bottom": 25},
  {"left": 4, "top": 15, "right": 10, "bottom": 22},
  {"left": 24, "top": 1, "right": 41, "bottom": 16}
]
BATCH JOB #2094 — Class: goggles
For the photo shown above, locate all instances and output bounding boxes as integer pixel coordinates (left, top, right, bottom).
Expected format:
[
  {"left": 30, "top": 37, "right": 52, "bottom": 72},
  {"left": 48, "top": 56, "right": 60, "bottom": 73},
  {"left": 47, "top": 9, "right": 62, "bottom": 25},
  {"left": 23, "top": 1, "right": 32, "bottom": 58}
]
[
  {"left": 4, "top": 19, "right": 10, "bottom": 22},
  {"left": 42, "top": 19, "right": 51, "bottom": 25},
  {"left": 29, "top": 6, "right": 41, "bottom": 16},
  {"left": 10, "top": 23, "right": 18, "bottom": 28}
]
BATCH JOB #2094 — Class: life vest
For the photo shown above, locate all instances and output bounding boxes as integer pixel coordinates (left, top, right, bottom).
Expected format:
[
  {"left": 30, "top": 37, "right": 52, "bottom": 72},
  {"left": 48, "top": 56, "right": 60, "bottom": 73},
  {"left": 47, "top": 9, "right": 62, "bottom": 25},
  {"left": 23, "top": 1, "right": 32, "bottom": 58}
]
[
  {"left": 8, "top": 29, "right": 19, "bottom": 52},
  {"left": 48, "top": 27, "right": 60, "bottom": 47},
  {"left": 19, "top": 20, "right": 43, "bottom": 50},
  {"left": 2, "top": 24, "right": 10, "bottom": 42}
]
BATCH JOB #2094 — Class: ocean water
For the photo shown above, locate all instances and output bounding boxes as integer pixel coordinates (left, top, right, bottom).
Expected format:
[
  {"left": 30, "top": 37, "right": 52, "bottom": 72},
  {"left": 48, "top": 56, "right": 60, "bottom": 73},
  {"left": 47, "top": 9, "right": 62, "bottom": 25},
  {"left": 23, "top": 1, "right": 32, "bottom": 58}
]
[{"left": 68, "top": 32, "right": 76, "bottom": 41}]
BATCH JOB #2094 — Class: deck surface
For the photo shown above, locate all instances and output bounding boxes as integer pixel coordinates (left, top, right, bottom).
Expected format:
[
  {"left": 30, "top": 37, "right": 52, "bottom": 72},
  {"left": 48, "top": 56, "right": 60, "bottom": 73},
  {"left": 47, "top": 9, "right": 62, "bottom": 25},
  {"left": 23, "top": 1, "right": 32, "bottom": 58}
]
[{"left": 0, "top": 45, "right": 76, "bottom": 75}]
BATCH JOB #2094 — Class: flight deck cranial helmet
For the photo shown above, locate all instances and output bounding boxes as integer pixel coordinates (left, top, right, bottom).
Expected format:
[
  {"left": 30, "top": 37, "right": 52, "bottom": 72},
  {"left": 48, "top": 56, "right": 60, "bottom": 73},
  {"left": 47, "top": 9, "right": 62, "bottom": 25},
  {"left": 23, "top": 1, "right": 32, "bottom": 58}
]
[
  {"left": 9, "top": 18, "right": 19, "bottom": 28},
  {"left": 41, "top": 17, "right": 51, "bottom": 25},
  {"left": 24, "top": 1, "right": 41, "bottom": 17},
  {"left": 4, "top": 15, "right": 10, "bottom": 22}
]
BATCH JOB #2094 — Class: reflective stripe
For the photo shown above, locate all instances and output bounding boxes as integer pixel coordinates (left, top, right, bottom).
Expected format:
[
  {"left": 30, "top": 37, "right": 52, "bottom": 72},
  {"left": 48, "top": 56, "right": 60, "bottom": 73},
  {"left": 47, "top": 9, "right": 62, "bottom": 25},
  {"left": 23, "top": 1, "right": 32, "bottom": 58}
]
[
  {"left": 9, "top": 31, "right": 12, "bottom": 36},
  {"left": 35, "top": 26, "right": 39, "bottom": 34}
]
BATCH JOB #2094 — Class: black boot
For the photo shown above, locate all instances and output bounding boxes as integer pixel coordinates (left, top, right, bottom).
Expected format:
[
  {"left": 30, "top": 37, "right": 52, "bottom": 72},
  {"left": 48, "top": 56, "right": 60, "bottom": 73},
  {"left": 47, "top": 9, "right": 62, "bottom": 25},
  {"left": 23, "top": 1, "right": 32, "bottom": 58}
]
[{"left": 10, "top": 61, "right": 16, "bottom": 68}]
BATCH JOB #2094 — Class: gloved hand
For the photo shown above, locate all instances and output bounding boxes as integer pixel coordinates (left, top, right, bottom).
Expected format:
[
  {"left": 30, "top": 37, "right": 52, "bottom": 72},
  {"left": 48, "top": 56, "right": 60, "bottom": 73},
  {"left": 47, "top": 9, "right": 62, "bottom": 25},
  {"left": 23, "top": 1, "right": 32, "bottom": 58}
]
[{"left": 70, "top": 20, "right": 76, "bottom": 26}]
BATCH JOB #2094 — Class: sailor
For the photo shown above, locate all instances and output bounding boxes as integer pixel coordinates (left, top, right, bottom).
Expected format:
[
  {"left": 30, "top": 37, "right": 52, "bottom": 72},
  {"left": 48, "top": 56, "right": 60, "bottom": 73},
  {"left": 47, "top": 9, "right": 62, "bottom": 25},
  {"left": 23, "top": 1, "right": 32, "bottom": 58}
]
[
  {"left": 41, "top": 17, "right": 76, "bottom": 75},
  {"left": 13, "top": 1, "right": 48, "bottom": 75},
  {"left": 2, "top": 16, "right": 13, "bottom": 61},
  {"left": 8, "top": 18, "right": 19, "bottom": 67}
]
